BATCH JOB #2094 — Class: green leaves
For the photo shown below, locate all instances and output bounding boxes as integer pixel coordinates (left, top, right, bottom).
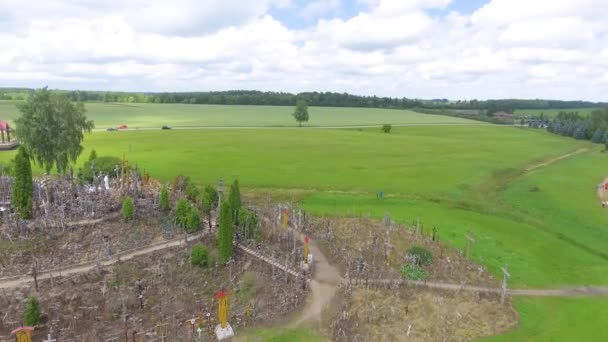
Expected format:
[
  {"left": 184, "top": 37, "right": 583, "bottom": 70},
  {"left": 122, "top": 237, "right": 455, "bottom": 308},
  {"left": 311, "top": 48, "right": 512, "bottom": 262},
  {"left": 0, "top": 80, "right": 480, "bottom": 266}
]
[
  {"left": 217, "top": 201, "right": 234, "bottom": 262},
  {"left": 121, "top": 196, "right": 135, "bottom": 222},
  {"left": 293, "top": 99, "right": 309, "bottom": 126},
  {"left": 229, "top": 180, "right": 241, "bottom": 225},
  {"left": 15, "top": 87, "right": 94, "bottom": 174},
  {"left": 12, "top": 146, "right": 33, "bottom": 219},
  {"left": 23, "top": 296, "right": 41, "bottom": 326}
]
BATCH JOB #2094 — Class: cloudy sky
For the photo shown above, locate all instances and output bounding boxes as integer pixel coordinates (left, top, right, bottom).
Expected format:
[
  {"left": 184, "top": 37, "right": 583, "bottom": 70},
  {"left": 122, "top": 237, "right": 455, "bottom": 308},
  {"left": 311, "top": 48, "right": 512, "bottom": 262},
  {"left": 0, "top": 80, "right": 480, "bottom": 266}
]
[{"left": 0, "top": 0, "right": 606, "bottom": 100}]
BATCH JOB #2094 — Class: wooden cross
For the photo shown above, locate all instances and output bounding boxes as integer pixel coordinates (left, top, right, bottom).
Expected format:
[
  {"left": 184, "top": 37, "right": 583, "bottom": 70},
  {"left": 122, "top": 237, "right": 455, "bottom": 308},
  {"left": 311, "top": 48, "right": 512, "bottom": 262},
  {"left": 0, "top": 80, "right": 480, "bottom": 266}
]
[
  {"left": 43, "top": 333, "right": 57, "bottom": 342},
  {"left": 465, "top": 233, "right": 475, "bottom": 259},
  {"left": 501, "top": 265, "right": 510, "bottom": 304}
]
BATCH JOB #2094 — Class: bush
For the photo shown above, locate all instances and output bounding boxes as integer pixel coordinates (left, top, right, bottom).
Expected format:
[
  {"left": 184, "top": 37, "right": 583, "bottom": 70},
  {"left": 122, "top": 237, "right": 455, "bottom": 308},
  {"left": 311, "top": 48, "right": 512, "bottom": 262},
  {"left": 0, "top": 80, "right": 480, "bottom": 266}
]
[
  {"left": 184, "top": 208, "right": 201, "bottom": 233},
  {"left": 23, "top": 296, "right": 41, "bottom": 326},
  {"left": 159, "top": 185, "right": 169, "bottom": 212},
  {"left": 172, "top": 174, "right": 191, "bottom": 193},
  {"left": 175, "top": 198, "right": 190, "bottom": 226},
  {"left": 217, "top": 201, "right": 234, "bottom": 262},
  {"left": 400, "top": 264, "right": 427, "bottom": 280},
  {"left": 121, "top": 196, "right": 135, "bottom": 221},
  {"left": 0, "top": 160, "right": 14, "bottom": 176},
  {"left": 239, "top": 209, "right": 258, "bottom": 240},
  {"left": 82, "top": 156, "right": 121, "bottom": 183},
  {"left": 13, "top": 146, "right": 33, "bottom": 219},
  {"left": 185, "top": 182, "right": 200, "bottom": 201},
  {"left": 191, "top": 243, "right": 209, "bottom": 267},
  {"left": 88, "top": 149, "right": 98, "bottom": 162},
  {"left": 407, "top": 245, "right": 433, "bottom": 266},
  {"left": 382, "top": 124, "right": 392, "bottom": 133},
  {"left": 174, "top": 197, "right": 201, "bottom": 233}
]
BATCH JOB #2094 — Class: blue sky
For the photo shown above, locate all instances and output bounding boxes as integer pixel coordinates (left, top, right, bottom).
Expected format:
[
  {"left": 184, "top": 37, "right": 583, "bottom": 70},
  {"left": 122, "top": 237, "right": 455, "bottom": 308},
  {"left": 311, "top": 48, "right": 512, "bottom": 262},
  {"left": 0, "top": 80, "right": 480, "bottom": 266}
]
[{"left": 0, "top": 0, "right": 606, "bottom": 100}]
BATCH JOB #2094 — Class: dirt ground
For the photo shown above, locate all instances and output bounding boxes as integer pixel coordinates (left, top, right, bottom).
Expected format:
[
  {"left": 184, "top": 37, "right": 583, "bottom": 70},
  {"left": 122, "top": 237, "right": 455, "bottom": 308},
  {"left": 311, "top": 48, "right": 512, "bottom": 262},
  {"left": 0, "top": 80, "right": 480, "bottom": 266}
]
[{"left": 0, "top": 236, "right": 305, "bottom": 341}]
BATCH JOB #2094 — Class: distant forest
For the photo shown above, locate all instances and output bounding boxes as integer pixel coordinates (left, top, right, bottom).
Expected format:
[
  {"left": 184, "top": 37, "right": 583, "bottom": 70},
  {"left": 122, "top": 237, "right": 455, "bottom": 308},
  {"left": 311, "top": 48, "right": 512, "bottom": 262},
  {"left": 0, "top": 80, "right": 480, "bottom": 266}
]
[{"left": 0, "top": 88, "right": 604, "bottom": 114}]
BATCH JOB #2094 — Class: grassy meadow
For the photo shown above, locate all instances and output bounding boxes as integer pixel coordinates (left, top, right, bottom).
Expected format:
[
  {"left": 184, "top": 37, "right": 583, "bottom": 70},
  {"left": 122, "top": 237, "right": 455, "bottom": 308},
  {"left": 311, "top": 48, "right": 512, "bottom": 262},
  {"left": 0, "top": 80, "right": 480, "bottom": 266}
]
[
  {"left": 0, "top": 101, "right": 476, "bottom": 128},
  {"left": 1, "top": 105, "right": 607, "bottom": 340}
]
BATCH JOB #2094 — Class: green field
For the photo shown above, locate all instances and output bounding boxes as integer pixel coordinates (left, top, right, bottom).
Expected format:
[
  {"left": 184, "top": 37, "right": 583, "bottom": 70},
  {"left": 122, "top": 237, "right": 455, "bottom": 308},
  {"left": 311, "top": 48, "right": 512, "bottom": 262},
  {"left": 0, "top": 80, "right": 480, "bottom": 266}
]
[
  {"left": 1, "top": 107, "right": 607, "bottom": 340},
  {"left": 515, "top": 107, "right": 600, "bottom": 118},
  {"left": 0, "top": 101, "right": 477, "bottom": 128}
]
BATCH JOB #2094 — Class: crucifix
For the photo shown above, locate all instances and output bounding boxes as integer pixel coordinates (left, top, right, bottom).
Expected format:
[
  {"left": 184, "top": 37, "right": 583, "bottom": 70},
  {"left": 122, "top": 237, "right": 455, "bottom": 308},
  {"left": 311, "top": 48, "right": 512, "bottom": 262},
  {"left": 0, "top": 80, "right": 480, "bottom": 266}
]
[
  {"left": 43, "top": 333, "right": 57, "bottom": 342},
  {"left": 465, "top": 233, "right": 475, "bottom": 259},
  {"left": 501, "top": 265, "right": 510, "bottom": 304}
]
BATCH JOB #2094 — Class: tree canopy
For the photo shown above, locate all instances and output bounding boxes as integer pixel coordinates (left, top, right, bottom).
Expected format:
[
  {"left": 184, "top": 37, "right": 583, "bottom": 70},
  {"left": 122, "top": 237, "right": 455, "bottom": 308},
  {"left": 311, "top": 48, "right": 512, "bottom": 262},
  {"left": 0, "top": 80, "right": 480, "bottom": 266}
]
[
  {"left": 15, "top": 87, "right": 94, "bottom": 174},
  {"left": 12, "top": 146, "right": 33, "bottom": 219},
  {"left": 293, "top": 100, "right": 309, "bottom": 126}
]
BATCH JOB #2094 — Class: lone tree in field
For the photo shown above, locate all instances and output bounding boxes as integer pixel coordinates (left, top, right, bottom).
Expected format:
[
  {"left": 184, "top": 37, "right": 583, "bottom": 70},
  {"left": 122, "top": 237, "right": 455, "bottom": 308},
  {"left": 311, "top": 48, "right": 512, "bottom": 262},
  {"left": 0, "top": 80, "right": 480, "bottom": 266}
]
[
  {"left": 23, "top": 296, "right": 41, "bottom": 326},
  {"left": 15, "top": 87, "right": 94, "bottom": 174},
  {"left": 229, "top": 179, "right": 241, "bottom": 225},
  {"left": 88, "top": 149, "right": 97, "bottom": 162},
  {"left": 13, "top": 146, "right": 33, "bottom": 219},
  {"left": 217, "top": 201, "right": 234, "bottom": 262},
  {"left": 293, "top": 99, "right": 309, "bottom": 127},
  {"left": 201, "top": 185, "right": 218, "bottom": 228}
]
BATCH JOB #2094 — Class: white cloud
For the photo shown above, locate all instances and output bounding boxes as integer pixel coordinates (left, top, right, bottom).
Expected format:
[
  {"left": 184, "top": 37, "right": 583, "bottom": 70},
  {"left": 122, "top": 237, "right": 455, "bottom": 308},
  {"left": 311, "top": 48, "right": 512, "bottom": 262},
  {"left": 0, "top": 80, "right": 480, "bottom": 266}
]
[{"left": 0, "top": 0, "right": 605, "bottom": 101}]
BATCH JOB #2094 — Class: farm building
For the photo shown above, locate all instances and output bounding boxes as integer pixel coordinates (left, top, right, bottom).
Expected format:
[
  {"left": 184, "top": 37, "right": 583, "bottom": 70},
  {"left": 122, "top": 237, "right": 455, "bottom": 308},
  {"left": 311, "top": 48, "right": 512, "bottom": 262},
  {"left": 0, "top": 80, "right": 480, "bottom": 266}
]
[{"left": 492, "top": 111, "right": 514, "bottom": 120}]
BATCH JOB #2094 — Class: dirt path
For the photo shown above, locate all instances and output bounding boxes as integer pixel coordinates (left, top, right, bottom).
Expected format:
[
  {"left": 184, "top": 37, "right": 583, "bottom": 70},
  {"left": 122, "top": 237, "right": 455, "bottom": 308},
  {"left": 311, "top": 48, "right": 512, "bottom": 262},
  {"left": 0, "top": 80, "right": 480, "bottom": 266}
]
[
  {"left": 348, "top": 278, "right": 608, "bottom": 297},
  {"left": 0, "top": 232, "right": 204, "bottom": 289},
  {"left": 524, "top": 148, "right": 589, "bottom": 174},
  {"left": 291, "top": 235, "right": 342, "bottom": 329}
]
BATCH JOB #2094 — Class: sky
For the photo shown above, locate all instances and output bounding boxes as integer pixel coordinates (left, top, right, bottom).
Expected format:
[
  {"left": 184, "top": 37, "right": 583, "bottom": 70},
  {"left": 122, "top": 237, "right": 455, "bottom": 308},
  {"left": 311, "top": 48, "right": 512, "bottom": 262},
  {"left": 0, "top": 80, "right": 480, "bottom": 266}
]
[{"left": 0, "top": 0, "right": 606, "bottom": 101}]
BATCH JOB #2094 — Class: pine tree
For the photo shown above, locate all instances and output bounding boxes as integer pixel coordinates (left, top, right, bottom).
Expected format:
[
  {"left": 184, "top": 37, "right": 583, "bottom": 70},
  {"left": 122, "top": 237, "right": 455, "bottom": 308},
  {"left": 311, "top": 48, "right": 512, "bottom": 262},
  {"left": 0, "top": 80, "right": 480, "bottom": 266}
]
[
  {"left": 159, "top": 185, "right": 169, "bottom": 212},
  {"left": 121, "top": 196, "right": 135, "bottom": 221},
  {"left": 13, "top": 146, "right": 33, "bottom": 219},
  {"left": 23, "top": 296, "right": 41, "bottom": 326},
  {"left": 228, "top": 180, "right": 241, "bottom": 225},
  {"left": 217, "top": 201, "right": 234, "bottom": 262}
]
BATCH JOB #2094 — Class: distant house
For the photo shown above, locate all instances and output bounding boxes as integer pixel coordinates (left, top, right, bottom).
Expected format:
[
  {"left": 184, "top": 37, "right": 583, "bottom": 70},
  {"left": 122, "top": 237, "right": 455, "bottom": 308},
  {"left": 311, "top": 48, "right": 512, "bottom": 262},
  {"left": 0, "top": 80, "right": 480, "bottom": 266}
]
[{"left": 492, "top": 111, "right": 514, "bottom": 120}]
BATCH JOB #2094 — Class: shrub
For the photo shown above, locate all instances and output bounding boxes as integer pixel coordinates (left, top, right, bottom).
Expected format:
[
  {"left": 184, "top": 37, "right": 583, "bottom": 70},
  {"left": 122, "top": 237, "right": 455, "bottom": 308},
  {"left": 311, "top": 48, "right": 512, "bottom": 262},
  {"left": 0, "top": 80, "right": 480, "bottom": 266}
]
[
  {"left": 121, "top": 196, "right": 135, "bottom": 222},
  {"left": 172, "top": 174, "right": 191, "bottom": 193},
  {"left": 88, "top": 149, "right": 98, "bottom": 162},
  {"left": 229, "top": 180, "right": 241, "bottom": 225},
  {"left": 159, "top": 185, "right": 169, "bottom": 212},
  {"left": 175, "top": 198, "right": 190, "bottom": 226},
  {"left": 185, "top": 182, "right": 200, "bottom": 201},
  {"left": 184, "top": 208, "right": 201, "bottom": 233},
  {"left": 400, "top": 264, "right": 427, "bottom": 280},
  {"left": 191, "top": 243, "right": 209, "bottom": 267},
  {"left": 0, "top": 160, "right": 15, "bottom": 176},
  {"left": 406, "top": 245, "right": 433, "bottom": 266},
  {"left": 239, "top": 209, "right": 258, "bottom": 240},
  {"left": 82, "top": 156, "right": 121, "bottom": 183},
  {"left": 382, "top": 124, "right": 392, "bottom": 133},
  {"left": 13, "top": 146, "right": 33, "bottom": 219},
  {"left": 217, "top": 201, "right": 234, "bottom": 262},
  {"left": 23, "top": 296, "right": 41, "bottom": 326}
]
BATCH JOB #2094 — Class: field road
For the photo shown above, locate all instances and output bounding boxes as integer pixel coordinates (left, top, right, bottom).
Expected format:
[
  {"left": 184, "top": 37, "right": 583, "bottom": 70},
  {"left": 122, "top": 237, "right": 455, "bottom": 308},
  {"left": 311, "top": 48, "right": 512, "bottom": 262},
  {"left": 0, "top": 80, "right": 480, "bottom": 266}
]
[{"left": 92, "top": 122, "right": 489, "bottom": 132}]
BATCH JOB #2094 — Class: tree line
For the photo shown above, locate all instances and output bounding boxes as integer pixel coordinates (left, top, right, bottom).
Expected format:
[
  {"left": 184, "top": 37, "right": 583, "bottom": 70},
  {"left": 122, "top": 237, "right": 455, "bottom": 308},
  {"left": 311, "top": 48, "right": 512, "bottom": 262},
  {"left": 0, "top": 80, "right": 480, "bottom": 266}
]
[
  {"left": 545, "top": 108, "right": 608, "bottom": 146},
  {"left": 1, "top": 88, "right": 604, "bottom": 112}
]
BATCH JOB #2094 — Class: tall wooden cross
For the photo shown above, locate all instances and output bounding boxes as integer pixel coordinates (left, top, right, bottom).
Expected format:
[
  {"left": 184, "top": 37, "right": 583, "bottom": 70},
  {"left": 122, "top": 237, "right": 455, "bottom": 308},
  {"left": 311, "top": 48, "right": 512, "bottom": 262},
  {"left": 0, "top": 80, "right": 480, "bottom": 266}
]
[
  {"left": 465, "top": 233, "right": 475, "bottom": 259},
  {"left": 43, "top": 333, "right": 57, "bottom": 342},
  {"left": 501, "top": 265, "right": 510, "bottom": 304}
]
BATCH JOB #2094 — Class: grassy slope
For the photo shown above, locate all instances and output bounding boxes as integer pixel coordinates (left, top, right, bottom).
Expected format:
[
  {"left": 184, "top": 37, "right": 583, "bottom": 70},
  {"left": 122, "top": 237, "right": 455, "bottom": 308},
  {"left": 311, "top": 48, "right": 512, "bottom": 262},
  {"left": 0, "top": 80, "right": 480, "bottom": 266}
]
[
  {"left": 1, "top": 125, "right": 606, "bottom": 340},
  {"left": 0, "top": 101, "right": 475, "bottom": 128}
]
